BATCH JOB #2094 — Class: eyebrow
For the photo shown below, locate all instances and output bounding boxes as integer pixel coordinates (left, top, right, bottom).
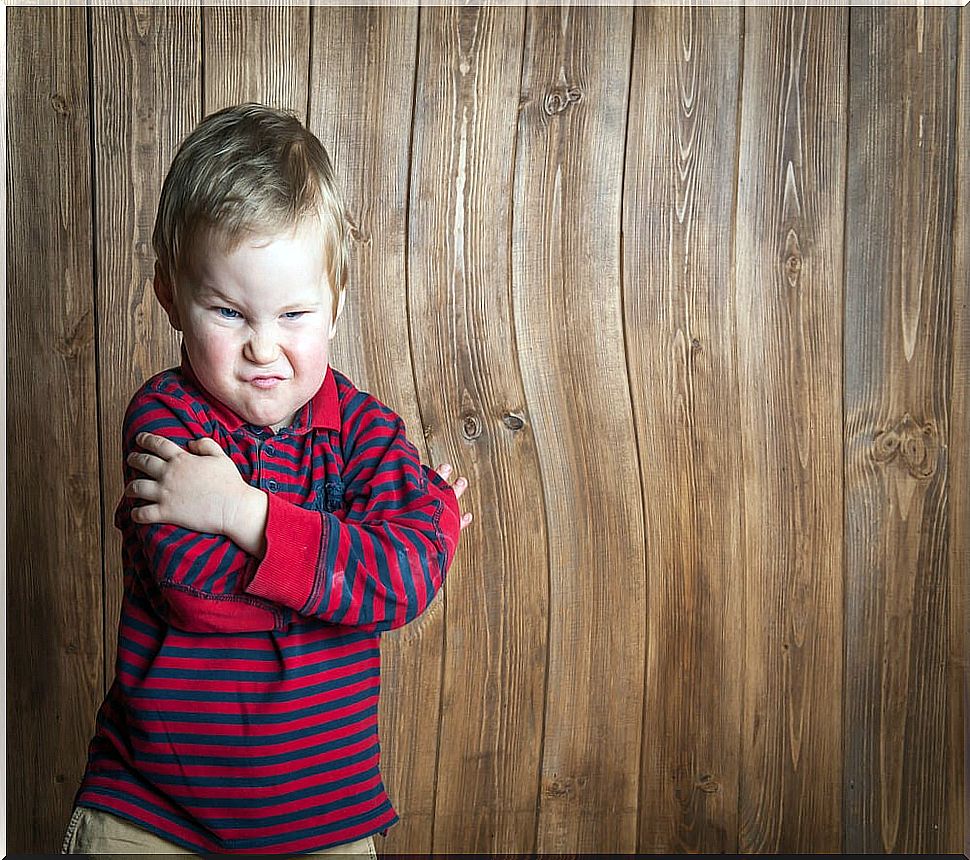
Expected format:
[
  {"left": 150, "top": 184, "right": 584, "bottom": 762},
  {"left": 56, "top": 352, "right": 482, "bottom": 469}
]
[{"left": 194, "top": 287, "right": 324, "bottom": 314}]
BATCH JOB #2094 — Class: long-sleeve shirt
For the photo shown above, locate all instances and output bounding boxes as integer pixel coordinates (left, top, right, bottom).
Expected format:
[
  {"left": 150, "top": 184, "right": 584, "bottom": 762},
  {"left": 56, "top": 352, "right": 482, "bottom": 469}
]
[{"left": 73, "top": 355, "right": 461, "bottom": 853}]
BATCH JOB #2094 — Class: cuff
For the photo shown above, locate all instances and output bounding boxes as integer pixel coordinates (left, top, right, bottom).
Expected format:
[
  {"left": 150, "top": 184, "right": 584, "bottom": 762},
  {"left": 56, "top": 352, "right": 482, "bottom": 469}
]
[
  {"left": 244, "top": 491, "right": 323, "bottom": 612},
  {"left": 427, "top": 466, "right": 462, "bottom": 567}
]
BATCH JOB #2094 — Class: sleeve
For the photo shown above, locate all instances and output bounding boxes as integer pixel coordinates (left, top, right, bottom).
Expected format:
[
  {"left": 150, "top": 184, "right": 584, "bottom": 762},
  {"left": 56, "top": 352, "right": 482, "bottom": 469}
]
[
  {"left": 243, "top": 405, "right": 462, "bottom": 632},
  {"left": 116, "top": 383, "right": 289, "bottom": 634}
]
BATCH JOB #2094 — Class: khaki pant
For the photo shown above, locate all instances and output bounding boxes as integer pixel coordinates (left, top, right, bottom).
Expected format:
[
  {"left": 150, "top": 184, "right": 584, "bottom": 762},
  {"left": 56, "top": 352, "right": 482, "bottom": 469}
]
[{"left": 61, "top": 806, "right": 378, "bottom": 857}]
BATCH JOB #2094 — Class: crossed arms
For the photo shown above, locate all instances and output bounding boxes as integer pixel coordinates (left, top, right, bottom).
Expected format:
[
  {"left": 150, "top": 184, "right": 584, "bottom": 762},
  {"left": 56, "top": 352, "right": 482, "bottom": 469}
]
[{"left": 119, "top": 387, "right": 472, "bottom": 634}]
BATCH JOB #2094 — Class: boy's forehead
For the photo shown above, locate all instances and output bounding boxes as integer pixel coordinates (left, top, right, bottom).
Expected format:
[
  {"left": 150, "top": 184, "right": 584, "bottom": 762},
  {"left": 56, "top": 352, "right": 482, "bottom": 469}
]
[
  {"left": 182, "top": 218, "right": 327, "bottom": 271},
  {"left": 175, "top": 219, "right": 333, "bottom": 294},
  {"left": 202, "top": 216, "right": 327, "bottom": 253}
]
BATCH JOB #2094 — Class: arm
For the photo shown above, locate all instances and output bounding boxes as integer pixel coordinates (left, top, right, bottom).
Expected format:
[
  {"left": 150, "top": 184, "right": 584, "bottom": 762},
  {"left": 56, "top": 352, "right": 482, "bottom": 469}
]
[
  {"left": 244, "top": 414, "right": 463, "bottom": 631},
  {"left": 131, "top": 406, "right": 470, "bottom": 633},
  {"left": 118, "top": 386, "right": 288, "bottom": 634}
]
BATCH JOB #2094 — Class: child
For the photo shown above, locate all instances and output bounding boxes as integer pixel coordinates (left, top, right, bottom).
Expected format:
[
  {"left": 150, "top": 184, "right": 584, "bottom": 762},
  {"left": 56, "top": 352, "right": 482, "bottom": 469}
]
[{"left": 62, "top": 103, "right": 472, "bottom": 856}]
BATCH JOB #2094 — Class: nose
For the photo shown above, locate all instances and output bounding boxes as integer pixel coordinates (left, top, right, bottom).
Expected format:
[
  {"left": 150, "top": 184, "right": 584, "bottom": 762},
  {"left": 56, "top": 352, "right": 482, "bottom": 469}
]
[{"left": 244, "top": 325, "right": 280, "bottom": 366}]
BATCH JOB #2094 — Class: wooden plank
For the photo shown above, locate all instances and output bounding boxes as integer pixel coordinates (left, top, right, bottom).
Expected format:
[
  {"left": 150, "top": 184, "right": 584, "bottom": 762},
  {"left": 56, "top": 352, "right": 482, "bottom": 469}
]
[
  {"left": 407, "top": 7, "right": 550, "bottom": 853},
  {"left": 735, "top": 7, "right": 846, "bottom": 853},
  {"left": 624, "top": 7, "right": 743, "bottom": 853},
  {"left": 90, "top": 5, "right": 200, "bottom": 682},
  {"left": 511, "top": 7, "right": 644, "bottom": 852},
  {"left": 843, "top": 6, "right": 958, "bottom": 854},
  {"left": 949, "top": 12, "right": 969, "bottom": 855},
  {"left": 306, "top": 8, "right": 446, "bottom": 854},
  {"left": 203, "top": 5, "right": 309, "bottom": 117},
  {"left": 6, "top": 7, "right": 104, "bottom": 852}
]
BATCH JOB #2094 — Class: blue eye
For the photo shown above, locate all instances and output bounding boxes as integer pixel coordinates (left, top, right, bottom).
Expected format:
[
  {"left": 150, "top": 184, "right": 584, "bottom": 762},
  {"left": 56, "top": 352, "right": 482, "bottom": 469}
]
[
  {"left": 217, "top": 307, "right": 241, "bottom": 319},
  {"left": 282, "top": 311, "right": 307, "bottom": 320}
]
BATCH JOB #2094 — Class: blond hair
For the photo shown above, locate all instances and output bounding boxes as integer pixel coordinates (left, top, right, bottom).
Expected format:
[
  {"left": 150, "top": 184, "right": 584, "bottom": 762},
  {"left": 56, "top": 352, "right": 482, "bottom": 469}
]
[{"left": 152, "top": 103, "right": 349, "bottom": 323}]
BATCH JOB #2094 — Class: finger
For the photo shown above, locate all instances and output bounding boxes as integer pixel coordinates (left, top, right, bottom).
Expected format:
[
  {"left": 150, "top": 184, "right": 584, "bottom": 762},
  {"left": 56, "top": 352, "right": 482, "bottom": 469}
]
[
  {"left": 188, "top": 437, "right": 224, "bottom": 456},
  {"left": 452, "top": 476, "right": 468, "bottom": 499},
  {"left": 129, "top": 502, "right": 162, "bottom": 525},
  {"left": 125, "top": 478, "right": 162, "bottom": 502},
  {"left": 127, "top": 452, "right": 166, "bottom": 479},
  {"left": 136, "top": 432, "right": 185, "bottom": 460},
  {"left": 436, "top": 463, "right": 453, "bottom": 479},
  {"left": 460, "top": 511, "right": 473, "bottom": 530}
]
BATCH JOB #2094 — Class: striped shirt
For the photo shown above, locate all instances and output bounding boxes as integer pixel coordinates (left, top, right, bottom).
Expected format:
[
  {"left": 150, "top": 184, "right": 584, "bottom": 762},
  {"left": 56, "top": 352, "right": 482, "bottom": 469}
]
[{"left": 73, "top": 355, "right": 461, "bottom": 853}]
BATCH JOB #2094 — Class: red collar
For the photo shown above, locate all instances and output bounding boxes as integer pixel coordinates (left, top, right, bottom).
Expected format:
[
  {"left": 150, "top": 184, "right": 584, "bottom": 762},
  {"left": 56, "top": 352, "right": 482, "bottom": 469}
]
[{"left": 179, "top": 347, "right": 340, "bottom": 433}]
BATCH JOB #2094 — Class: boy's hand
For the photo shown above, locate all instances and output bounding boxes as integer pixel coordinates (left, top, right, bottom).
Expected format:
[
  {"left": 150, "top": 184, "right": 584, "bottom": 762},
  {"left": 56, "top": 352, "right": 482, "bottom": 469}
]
[
  {"left": 435, "top": 463, "right": 474, "bottom": 530},
  {"left": 126, "top": 433, "right": 266, "bottom": 554}
]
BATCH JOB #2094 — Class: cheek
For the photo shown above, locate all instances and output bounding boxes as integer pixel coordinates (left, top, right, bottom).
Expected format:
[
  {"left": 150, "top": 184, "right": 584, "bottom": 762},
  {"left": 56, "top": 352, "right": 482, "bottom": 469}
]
[
  {"left": 187, "top": 328, "right": 237, "bottom": 369},
  {"left": 291, "top": 328, "right": 331, "bottom": 364}
]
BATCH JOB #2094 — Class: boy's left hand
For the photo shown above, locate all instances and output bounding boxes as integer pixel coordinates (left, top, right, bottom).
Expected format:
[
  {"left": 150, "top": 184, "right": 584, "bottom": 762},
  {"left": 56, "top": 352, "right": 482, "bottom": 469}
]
[
  {"left": 435, "top": 463, "right": 474, "bottom": 530},
  {"left": 125, "top": 432, "right": 254, "bottom": 538}
]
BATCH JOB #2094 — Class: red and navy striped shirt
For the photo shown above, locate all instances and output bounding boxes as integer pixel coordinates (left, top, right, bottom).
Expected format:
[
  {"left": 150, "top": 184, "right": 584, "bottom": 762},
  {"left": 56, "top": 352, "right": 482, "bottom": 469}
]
[{"left": 73, "top": 355, "right": 461, "bottom": 853}]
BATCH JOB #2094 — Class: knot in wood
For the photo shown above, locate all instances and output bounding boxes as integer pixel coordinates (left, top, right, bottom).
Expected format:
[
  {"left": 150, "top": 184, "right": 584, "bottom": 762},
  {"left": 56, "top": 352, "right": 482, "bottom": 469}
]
[
  {"left": 543, "top": 776, "right": 574, "bottom": 798},
  {"left": 543, "top": 86, "right": 583, "bottom": 116},
  {"left": 461, "top": 412, "right": 482, "bottom": 440},
  {"left": 690, "top": 338, "right": 702, "bottom": 353},
  {"left": 696, "top": 774, "right": 720, "bottom": 793},
  {"left": 872, "top": 412, "right": 938, "bottom": 479},
  {"left": 785, "top": 253, "right": 802, "bottom": 284},
  {"left": 49, "top": 93, "right": 69, "bottom": 116},
  {"left": 347, "top": 222, "right": 371, "bottom": 246},
  {"left": 502, "top": 411, "right": 525, "bottom": 431}
]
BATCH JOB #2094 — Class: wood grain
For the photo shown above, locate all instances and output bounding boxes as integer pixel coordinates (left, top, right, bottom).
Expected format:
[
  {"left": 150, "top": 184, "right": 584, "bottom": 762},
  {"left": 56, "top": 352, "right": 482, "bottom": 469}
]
[
  {"left": 90, "top": 5, "right": 200, "bottom": 683},
  {"left": 949, "top": 11, "right": 969, "bottom": 855},
  {"left": 944, "top": 11, "right": 970, "bottom": 855},
  {"left": 843, "top": 6, "right": 958, "bottom": 854},
  {"left": 735, "top": 7, "right": 846, "bottom": 853},
  {"left": 306, "top": 8, "right": 443, "bottom": 854},
  {"left": 407, "top": 7, "right": 550, "bottom": 853},
  {"left": 6, "top": 6, "right": 104, "bottom": 852},
  {"left": 512, "top": 6, "right": 645, "bottom": 853},
  {"left": 203, "top": 5, "right": 309, "bottom": 118},
  {"left": 625, "top": 6, "right": 743, "bottom": 853},
  {"left": 5, "top": 5, "right": 968, "bottom": 854}
]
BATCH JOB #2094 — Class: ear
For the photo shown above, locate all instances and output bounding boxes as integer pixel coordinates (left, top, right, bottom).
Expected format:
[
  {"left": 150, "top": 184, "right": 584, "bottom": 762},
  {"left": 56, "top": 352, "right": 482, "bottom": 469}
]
[
  {"left": 153, "top": 262, "right": 183, "bottom": 331},
  {"left": 328, "top": 287, "right": 346, "bottom": 340}
]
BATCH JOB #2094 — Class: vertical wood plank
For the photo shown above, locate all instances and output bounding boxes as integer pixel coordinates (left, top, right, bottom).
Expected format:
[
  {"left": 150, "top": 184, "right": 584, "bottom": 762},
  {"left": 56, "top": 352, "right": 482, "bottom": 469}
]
[
  {"left": 408, "top": 7, "right": 550, "bottom": 853},
  {"left": 624, "top": 7, "right": 743, "bottom": 853},
  {"left": 306, "top": 8, "right": 445, "bottom": 854},
  {"left": 949, "top": 12, "right": 969, "bottom": 855},
  {"left": 944, "top": 6, "right": 970, "bottom": 855},
  {"left": 843, "top": 6, "right": 958, "bottom": 854},
  {"left": 512, "top": 7, "right": 644, "bottom": 852},
  {"left": 90, "top": 5, "right": 200, "bottom": 683},
  {"left": 202, "top": 5, "right": 309, "bottom": 117},
  {"left": 735, "top": 7, "right": 846, "bottom": 853},
  {"left": 6, "top": 6, "right": 104, "bottom": 851},
  {"left": 843, "top": 7, "right": 960, "bottom": 854}
]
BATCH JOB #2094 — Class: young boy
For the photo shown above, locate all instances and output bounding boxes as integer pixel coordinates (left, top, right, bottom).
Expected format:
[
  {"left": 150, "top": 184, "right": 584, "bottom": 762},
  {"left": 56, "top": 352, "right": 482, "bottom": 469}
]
[{"left": 62, "top": 103, "right": 472, "bottom": 856}]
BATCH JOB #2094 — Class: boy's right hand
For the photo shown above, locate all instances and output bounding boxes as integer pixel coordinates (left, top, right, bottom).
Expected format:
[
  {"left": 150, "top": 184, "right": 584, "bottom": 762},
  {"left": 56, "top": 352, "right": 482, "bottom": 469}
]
[
  {"left": 435, "top": 463, "right": 473, "bottom": 530},
  {"left": 126, "top": 432, "right": 268, "bottom": 556}
]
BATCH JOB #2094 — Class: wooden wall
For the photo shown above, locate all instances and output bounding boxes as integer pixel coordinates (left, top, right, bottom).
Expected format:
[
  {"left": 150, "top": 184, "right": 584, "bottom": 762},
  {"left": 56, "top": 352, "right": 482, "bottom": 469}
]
[{"left": 6, "top": 5, "right": 968, "bottom": 855}]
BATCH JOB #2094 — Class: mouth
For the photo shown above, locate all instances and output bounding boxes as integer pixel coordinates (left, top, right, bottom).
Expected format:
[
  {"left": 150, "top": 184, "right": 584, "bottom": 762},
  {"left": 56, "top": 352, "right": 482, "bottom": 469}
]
[{"left": 248, "top": 376, "right": 286, "bottom": 390}]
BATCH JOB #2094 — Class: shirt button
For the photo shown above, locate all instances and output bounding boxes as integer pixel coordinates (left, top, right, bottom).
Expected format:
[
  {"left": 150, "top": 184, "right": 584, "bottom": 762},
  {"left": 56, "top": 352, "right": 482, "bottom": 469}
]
[
  {"left": 264, "top": 445, "right": 275, "bottom": 457},
  {"left": 267, "top": 480, "right": 279, "bottom": 492}
]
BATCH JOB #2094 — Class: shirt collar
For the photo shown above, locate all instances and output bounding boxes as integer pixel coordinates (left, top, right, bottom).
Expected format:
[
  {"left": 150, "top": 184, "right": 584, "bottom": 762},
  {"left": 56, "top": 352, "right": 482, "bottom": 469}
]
[{"left": 179, "top": 345, "right": 340, "bottom": 434}]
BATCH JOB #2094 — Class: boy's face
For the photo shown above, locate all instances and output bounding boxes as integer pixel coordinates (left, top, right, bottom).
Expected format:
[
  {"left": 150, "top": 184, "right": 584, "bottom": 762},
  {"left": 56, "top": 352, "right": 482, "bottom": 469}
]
[{"left": 155, "top": 219, "right": 338, "bottom": 432}]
